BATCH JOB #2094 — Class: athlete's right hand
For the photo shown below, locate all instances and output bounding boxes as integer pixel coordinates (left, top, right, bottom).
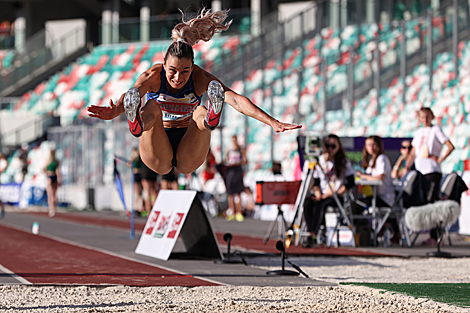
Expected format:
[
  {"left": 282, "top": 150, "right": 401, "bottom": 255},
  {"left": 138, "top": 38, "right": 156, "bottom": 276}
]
[{"left": 87, "top": 99, "right": 118, "bottom": 120}]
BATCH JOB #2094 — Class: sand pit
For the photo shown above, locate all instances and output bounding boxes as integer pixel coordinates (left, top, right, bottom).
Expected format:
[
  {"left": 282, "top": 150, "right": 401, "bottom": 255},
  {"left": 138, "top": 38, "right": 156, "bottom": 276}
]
[{"left": 1, "top": 256, "right": 470, "bottom": 312}]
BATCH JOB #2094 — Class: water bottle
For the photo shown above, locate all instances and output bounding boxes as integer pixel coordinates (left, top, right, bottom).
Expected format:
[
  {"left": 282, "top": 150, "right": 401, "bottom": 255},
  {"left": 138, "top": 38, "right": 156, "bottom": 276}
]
[
  {"left": 383, "top": 227, "right": 391, "bottom": 248},
  {"left": 32, "top": 222, "right": 39, "bottom": 235}
]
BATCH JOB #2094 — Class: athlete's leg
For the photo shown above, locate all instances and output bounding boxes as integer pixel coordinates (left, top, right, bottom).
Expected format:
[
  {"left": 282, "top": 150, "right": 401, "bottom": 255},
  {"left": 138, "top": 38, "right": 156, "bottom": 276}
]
[
  {"left": 175, "top": 105, "right": 212, "bottom": 174},
  {"left": 47, "top": 180, "right": 57, "bottom": 217},
  {"left": 138, "top": 100, "right": 174, "bottom": 175},
  {"left": 133, "top": 181, "right": 143, "bottom": 212},
  {"left": 52, "top": 184, "right": 58, "bottom": 211},
  {"left": 234, "top": 193, "right": 244, "bottom": 222},
  {"left": 141, "top": 179, "right": 152, "bottom": 214},
  {"left": 0, "top": 200, "right": 4, "bottom": 219},
  {"left": 175, "top": 80, "right": 224, "bottom": 174},
  {"left": 226, "top": 194, "right": 235, "bottom": 220}
]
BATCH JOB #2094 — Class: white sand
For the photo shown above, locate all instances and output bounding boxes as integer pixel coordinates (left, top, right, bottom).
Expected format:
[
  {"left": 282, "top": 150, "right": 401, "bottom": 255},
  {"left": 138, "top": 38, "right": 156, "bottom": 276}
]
[
  {"left": 255, "top": 256, "right": 470, "bottom": 284},
  {"left": 1, "top": 256, "right": 469, "bottom": 312}
]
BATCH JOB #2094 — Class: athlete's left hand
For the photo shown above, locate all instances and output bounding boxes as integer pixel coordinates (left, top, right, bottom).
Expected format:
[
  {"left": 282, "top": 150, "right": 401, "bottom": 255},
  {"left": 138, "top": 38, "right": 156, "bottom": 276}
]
[{"left": 271, "top": 120, "right": 302, "bottom": 132}]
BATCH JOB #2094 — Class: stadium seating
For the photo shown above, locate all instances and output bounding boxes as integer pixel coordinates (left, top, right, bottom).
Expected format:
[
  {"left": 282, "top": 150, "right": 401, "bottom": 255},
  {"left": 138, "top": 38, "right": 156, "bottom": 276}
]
[
  {"left": 0, "top": 49, "right": 14, "bottom": 71},
  {"left": 3, "top": 13, "right": 470, "bottom": 186},
  {"left": 215, "top": 15, "right": 468, "bottom": 180}
]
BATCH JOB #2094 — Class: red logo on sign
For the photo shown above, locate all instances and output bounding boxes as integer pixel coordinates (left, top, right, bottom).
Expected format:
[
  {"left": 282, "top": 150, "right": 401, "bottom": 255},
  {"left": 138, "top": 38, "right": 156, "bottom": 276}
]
[
  {"left": 145, "top": 211, "right": 160, "bottom": 235},
  {"left": 167, "top": 213, "right": 185, "bottom": 239}
]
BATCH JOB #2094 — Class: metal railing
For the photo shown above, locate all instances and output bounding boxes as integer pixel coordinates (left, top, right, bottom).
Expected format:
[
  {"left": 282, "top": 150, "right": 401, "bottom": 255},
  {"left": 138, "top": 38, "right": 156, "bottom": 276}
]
[
  {"left": 1, "top": 114, "right": 60, "bottom": 148},
  {"left": 0, "top": 25, "right": 87, "bottom": 93},
  {"left": 99, "top": 8, "right": 251, "bottom": 44}
]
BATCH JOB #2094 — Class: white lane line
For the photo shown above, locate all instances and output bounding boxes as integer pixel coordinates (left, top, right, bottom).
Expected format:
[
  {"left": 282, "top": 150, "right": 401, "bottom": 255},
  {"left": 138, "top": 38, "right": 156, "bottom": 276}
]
[{"left": 0, "top": 264, "right": 32, "bottom": 285}]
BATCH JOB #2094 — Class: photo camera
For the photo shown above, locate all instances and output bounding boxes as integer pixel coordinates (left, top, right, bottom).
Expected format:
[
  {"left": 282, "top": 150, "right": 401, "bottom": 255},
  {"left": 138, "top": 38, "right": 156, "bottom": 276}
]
[{"left": 297, "top": 133, "right": 323, "bottom": 159}]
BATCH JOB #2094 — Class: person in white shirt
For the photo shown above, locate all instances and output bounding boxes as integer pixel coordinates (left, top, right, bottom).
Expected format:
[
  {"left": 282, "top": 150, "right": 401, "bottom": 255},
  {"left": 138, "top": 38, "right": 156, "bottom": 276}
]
[
  {"left": 303, "top": 134, "right": 355, "bottom": 246},
  {"left": 404, "top": 107, "right": 454, "bottom": 245},
  {"left": 404, "top": 107, "right": 454, "bottom": 203},
  {"left": 356, "top": 135, "right": 395, "bottom": 208}
]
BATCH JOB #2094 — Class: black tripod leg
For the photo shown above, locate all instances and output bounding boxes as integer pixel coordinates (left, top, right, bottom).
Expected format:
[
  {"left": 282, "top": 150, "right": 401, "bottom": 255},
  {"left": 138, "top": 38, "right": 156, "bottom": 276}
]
[
  {"left": 264, "top": 213, "right": 279, "bottom": 244},
  {"left": 277, "top": 207, "right": 288, "bottom": 240}
]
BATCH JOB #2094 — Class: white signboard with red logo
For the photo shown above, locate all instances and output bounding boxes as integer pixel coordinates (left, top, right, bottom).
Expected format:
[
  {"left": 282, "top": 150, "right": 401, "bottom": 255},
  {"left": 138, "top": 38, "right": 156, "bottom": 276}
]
[{"left": 135, "top": 190, "right": 221, "bottom": 260}]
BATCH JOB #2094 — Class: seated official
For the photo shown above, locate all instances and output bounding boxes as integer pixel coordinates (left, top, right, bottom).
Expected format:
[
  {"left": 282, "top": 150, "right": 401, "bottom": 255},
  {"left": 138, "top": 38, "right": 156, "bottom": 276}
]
[
  {"left": 303, "top": 134, "right": 355, "bottom": 246},
  {"left": 391, "top": 140, "right": 412, "bottom": 180},
  {"left": 355, "top": 135, "right": 396, "bottom": 210}
]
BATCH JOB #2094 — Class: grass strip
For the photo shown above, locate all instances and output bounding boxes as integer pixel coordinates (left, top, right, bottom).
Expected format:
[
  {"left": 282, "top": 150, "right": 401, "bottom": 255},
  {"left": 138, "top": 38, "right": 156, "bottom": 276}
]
[{"left": 341, "top": 283, "right": 470, "bottom": 308}]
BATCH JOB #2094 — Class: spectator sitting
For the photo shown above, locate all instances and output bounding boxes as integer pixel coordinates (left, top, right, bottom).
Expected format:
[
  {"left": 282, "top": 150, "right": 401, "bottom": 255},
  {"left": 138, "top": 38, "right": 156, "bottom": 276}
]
[
  {"left": 356, "top": 135, "right": 396, "bottom": 210},
  {"left": 391, "top": 140, "right": 412, "bottom": 180},
  {"left": 302, "top": 134, "right": 355, "bottom": 247}
]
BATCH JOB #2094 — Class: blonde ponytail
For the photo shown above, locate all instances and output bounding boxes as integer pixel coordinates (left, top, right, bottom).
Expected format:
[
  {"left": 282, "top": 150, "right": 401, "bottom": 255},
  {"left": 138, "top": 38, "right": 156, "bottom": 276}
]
[{"left": 171, "top": 8, "right": 232, "bottom": 46}]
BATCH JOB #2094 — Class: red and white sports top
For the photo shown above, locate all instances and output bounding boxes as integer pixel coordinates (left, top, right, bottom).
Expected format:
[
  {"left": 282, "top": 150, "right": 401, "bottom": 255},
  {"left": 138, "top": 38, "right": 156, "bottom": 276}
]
[{"left": 146, "top": 65, "right": 202, "bottom": 128}]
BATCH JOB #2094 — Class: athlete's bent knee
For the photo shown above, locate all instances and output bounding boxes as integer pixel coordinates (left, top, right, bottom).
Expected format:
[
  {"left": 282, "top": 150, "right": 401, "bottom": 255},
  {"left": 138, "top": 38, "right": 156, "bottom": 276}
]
[
  {"left": 141, "top": 154, "right": 172, "bottom": 175},
  {"left": 142, "top": 99, "right": 162, "bottom": 118},
  {"left": 176, "top": 162, "right": 203, "bottom": 175}
]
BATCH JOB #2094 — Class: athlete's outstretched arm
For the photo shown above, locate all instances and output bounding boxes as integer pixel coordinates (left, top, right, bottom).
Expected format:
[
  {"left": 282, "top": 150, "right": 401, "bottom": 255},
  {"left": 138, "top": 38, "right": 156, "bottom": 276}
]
[
  {"left": 224, "top": 90, "right": 302, "bottom": 132},
  {"left": 194, "top": 67, "right": 301, "bottom": 132},
  {"left": 87, "top": 65, "right": 161, "bottom": 120}
]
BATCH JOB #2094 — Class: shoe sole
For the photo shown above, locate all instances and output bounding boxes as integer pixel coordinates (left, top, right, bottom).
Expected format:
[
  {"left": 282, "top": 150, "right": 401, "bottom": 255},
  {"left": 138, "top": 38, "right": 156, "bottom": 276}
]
[
  {"left": 207, "top": 81, "right": 224, "bottom": 114},
  {"left": 124, "top": 87, "right": 141, "bottom": 123},
  {"left": 124, "top": 87, "right": 143, "bottom": 136}
]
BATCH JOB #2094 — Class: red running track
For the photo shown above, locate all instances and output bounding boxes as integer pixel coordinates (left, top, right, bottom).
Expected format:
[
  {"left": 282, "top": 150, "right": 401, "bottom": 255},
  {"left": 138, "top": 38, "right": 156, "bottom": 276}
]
[{"left": 0, "top": 224, "right": 218, "bottom": 286}]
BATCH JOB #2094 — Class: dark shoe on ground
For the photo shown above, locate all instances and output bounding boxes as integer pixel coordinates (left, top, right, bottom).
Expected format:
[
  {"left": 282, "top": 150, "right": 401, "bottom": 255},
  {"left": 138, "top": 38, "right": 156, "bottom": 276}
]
[
  {"left": 124, "top": 87, "right": 144, "bottom": 137},
  {"left": 205, "top": 80, "right": 224, "bottom": 130},
  {"left": 301, "top": 235, "right": 317, "bottom": 248}
]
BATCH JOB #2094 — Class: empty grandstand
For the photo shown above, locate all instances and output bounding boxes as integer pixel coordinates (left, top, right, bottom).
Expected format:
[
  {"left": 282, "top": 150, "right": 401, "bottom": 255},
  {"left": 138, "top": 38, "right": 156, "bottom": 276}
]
[{"left": 0, "top": 0, "right": 469, "bottom": 211}]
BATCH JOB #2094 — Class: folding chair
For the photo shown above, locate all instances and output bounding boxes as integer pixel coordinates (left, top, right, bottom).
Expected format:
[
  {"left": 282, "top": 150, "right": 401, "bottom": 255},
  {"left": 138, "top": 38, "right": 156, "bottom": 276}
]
[
  {"left": 406, "top": 172, "right": 468, "bottom": 247},
  {"left": 441, "top": 172, "right": 468, "bottom": 204},
  {"left": 389, "top": 170, "right": 419, "bottom": 247},
  {"left": 324, "top": 190, "right": 356, "bottom": 247},
  {"left": 351, "top": 170, "right": 418, "bottom": 247},
  {"left": 440, "top": 172, "right": 458, "bottom": 246}
]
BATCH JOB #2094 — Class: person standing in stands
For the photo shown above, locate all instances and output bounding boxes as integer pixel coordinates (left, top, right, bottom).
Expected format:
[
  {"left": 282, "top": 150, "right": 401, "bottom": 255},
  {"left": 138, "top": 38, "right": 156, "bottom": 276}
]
[
  {"left": 86, "top": 9, "right": 300, "bottom": 180},
  {"left": 404, "top": 107, "right": 454, "bottom": 245},
  {"left": 224, "top": 134, "right": 248, "bottom": 222},
  {"left": 44, "top": 149, "right": 62, "bottom": 217},
  {"left": 391, "top": 139, "right": 412, "bottom": 180},
  {"left": 303, "top": 134, "right": 355, "bottom": 247}
]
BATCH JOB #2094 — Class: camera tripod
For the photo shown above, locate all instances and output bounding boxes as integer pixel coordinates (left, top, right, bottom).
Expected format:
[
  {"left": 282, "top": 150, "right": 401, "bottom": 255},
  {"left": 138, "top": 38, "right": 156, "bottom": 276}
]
[{"left": 285, "top": 158, "right": 355, "bottom": 248}]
